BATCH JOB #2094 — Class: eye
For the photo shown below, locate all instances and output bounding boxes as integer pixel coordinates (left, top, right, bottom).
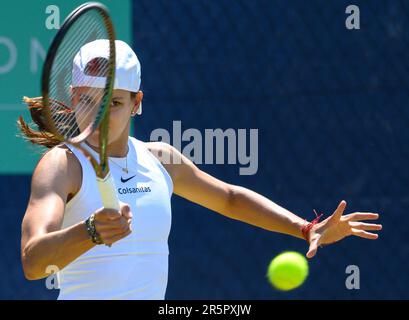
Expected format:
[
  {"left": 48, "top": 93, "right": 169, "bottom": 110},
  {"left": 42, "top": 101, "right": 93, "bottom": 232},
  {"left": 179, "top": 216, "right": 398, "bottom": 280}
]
[{"left": 111, "top": 100, "right": 122, "bottom": 107}]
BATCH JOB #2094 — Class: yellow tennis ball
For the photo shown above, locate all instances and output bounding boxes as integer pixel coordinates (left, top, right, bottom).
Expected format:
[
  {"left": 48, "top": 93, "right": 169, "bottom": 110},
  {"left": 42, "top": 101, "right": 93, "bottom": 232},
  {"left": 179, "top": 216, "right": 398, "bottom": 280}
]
[{"left": 267, "top": 251, "right": 309, "bottom": 291}]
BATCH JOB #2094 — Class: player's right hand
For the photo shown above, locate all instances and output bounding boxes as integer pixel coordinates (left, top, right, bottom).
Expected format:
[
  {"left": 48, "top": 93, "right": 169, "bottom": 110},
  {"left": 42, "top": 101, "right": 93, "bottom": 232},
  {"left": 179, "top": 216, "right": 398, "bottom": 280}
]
[{"left": 92, "top": 203, "right": 133, "bottom": 246}]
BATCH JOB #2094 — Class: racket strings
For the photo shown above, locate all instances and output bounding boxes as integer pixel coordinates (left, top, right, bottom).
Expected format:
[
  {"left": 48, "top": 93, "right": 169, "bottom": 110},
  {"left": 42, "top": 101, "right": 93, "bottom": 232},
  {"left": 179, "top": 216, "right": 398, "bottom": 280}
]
[
  {"left": 50, "top": 17, "right": 102, "bottom": 128},
  {"left": 46, "top": 10, "right": 112, "bottom": 140}
]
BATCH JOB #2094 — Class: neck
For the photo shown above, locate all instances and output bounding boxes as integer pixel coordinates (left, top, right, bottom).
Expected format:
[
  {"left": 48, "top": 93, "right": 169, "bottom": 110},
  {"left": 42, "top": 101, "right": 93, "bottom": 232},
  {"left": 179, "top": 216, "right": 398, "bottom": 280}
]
[
  {"left": 107, "top": 138, "right": 129, "bottom": 157},
  {"left": 85, "top": 139, "right": 129, "bottom": 157},
  {"left": 86, "top": 124, "right": 131, "bottom": 157}
]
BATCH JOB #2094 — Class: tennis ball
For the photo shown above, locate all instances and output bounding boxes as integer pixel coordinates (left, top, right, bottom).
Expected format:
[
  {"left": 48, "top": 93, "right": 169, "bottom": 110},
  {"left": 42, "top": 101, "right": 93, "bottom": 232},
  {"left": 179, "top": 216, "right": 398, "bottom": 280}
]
[{"left": 267, "top": 251, "right": 309, "bottom": 291}]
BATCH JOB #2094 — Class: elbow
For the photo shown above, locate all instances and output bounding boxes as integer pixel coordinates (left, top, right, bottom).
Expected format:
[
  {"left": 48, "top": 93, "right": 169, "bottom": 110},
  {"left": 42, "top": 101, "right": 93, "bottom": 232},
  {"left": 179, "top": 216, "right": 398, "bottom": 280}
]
[
  {"left": 21, "top": 255, "right": 38, "bottom": 281},
  {"left": 22, "top": 262, "right": 36, "bottom": 281},
  {"left": 225, "top": 184, "right": 240, "bottom": 214},
  {"left": 23, "top": 269, "right": 40, "bottom": 281},
  {"left": 21, "top": 246, "right": 45, "bottom": 281}
]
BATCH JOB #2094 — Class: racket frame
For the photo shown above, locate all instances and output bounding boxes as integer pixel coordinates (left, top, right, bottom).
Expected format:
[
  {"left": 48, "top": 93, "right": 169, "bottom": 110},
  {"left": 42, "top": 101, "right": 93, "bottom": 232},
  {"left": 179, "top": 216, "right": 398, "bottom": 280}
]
[
  {"left": 40, "top": 2, "right": 120, "bottom": 211},
  {"left": 41, "top": 2, "right": 116, "bottom": 179}
]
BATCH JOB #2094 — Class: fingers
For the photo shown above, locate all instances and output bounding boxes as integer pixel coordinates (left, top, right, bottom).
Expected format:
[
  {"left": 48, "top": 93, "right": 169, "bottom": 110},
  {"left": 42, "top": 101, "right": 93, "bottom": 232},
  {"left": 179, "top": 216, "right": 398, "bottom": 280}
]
[
  {"left": 94, "top": 204, "right": 132, "bottom": 236},
  {"left": 99, "top": 223, "right": 132, "bottom": 243},
  {"left": 120, "top": 203, "right": 133, "bottom": 220},
  {"left": 328, "top": 200, "right": 347, "bottom": 223},
  {"left": 95, "top": 203, "right": 134, "bottom": 221},
  {"left": 306, "top": 238, "right": 320, "bottom": 259},
  {"left": 95, "top": 217, "right": 131, "bottom": 232},
  {"left": 103, "top": 229, "right": 132, "bottom": 246},
  {"left": 91, "top": 203, "right": 133, "bottom": 246},
  {"left": 346, "top": 213, "right": 379, "bottom": 222},
  {"left": 95, "top": 208, "right": 122, "bottom": 221},
  {"left": 348, "top": 221, "right": 382, "bottom": 231},
  {"left": 351, "top": 228, "right": 379, "bottom": 240}
]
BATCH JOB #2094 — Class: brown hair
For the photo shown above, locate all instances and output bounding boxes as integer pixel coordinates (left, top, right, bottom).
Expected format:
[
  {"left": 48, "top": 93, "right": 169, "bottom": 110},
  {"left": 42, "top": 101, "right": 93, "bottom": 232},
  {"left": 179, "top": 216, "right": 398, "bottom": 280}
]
[
  {"left": 18, "top": 92, "right": 138, "bottom": 149},
  {"left": 17, "top": 97, "right": 61, "bottom": 149}
]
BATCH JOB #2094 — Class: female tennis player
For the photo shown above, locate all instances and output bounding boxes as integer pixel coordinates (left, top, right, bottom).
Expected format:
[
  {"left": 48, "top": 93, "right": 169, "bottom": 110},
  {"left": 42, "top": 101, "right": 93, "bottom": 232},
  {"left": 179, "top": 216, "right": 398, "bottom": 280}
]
[{"left": 19, "top": 40, "right": 382, "bottom": 300}]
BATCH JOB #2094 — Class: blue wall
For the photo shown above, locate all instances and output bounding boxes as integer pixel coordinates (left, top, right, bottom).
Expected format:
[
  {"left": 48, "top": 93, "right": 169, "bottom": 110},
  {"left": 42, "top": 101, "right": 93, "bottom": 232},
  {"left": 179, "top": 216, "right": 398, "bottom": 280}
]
[{"left": 2, "top": 0, "right": 408, "bottom": 299}]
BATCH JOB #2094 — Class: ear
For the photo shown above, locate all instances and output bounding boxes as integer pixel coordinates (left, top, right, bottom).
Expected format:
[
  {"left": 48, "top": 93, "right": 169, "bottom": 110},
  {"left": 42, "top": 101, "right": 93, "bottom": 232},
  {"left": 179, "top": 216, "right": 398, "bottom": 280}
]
[{"left": 131, "top": 91, "right": 143, "bottom": 116}]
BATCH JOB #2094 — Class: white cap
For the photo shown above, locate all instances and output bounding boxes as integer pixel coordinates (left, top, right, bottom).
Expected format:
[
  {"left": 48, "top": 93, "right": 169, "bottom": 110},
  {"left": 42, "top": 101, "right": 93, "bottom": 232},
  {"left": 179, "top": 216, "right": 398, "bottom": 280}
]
[{"left": 72, "top": 39, "right": 142, "bottom": 115}]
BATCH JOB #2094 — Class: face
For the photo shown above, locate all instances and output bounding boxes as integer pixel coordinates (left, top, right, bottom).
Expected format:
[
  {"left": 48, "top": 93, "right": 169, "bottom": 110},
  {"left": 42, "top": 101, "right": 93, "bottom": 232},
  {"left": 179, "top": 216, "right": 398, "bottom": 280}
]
[{"left": 71, "top": 87, "right": 139, "bottom": 147}]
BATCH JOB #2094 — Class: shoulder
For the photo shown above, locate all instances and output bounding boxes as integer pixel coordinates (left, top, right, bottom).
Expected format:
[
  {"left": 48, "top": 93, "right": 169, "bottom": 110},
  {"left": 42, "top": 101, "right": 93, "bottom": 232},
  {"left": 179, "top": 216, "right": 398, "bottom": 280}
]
[
  {"left": 144, "top": 141, "right": 172, "bottom": 156},
  {"left": 32, "top": 145, "right": 81, "bottom": 199},
  {"left": 143, "top": 141, "right": 185, "bottom": 165},
  {"left": 36, "top": 144, "right": 80, "bottom": 174},
  {"left": 143, "top": 141, "right": 196, "bottom": 185},
  {"left": 143, "top": 141, "right": 180, "bottom": 182}
]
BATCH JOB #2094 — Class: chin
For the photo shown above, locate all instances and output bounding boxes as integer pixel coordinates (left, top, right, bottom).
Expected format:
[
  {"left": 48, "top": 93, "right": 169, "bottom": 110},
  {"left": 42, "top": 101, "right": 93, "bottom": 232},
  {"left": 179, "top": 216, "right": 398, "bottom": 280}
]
[
  {"left": 86, "top": 130, "right": 122, "bottom": 148},
  {"left": 86, "top": 135, "right": 99, "bottom": 147}
]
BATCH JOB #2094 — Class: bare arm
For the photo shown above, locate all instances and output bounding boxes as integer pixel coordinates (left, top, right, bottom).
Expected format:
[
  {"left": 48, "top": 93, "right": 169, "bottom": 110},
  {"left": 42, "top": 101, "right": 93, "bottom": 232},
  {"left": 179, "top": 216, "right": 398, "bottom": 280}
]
[
  {"left": 147, "top": 142, "right": 382, "bottom": 258},
  {"left": 21, "top": 147, "right": 95, "bottom": 280},
  {"left": 147, "top": 142, "right": 306, "bottom": 239},
  {"left": 21, "top": 147, "right": 132, "bottom": 280}
]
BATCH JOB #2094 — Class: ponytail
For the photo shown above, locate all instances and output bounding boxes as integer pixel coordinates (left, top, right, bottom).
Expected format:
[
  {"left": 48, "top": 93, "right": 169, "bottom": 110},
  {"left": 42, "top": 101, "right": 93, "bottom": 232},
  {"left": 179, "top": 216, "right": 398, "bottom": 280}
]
[{"left": 17, "top": 97, "right": 61, "bottom": 149}]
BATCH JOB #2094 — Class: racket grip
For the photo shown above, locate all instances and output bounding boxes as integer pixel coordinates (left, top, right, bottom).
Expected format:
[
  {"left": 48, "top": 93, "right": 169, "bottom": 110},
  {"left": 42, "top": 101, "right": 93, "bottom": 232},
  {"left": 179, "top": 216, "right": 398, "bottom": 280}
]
[{"left": 96, "top": 172, "right": 120, "bottom": 211}]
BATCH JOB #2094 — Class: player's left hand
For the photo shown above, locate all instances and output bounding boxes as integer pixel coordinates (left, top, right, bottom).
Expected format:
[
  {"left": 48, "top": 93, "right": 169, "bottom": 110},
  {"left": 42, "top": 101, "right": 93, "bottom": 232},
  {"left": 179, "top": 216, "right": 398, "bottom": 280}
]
[{"left": 306, "top": 200, "right": 382, "bottom": 258}]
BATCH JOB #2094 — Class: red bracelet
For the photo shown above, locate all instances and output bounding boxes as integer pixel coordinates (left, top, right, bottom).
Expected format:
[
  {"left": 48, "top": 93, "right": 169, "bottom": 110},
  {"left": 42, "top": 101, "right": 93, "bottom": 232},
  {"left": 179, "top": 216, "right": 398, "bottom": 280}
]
[{"left": 301, "top": 209, "right": 323, "bottom": 244}]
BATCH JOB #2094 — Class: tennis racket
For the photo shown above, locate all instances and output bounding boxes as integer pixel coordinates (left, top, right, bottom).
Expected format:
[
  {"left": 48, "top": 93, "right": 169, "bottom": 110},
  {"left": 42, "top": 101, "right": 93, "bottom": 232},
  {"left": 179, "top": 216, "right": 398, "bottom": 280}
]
[{"left": 40, "top": 2, "right": 119, "bottom": 210}]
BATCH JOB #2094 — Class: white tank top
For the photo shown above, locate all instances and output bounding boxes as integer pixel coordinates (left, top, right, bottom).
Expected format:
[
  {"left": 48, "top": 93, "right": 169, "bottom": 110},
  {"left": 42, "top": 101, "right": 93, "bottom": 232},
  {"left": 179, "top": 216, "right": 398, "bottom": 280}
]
[{"left": 57, "top": 137, "right": 173, "bottom": 300}]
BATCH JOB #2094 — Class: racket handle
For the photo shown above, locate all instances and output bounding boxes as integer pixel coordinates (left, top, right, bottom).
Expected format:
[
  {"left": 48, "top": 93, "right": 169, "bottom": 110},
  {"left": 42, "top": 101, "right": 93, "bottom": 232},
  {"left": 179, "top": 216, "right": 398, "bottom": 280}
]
[{"left": 96, "top": 172, "right": 120, "bottom": 210}]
